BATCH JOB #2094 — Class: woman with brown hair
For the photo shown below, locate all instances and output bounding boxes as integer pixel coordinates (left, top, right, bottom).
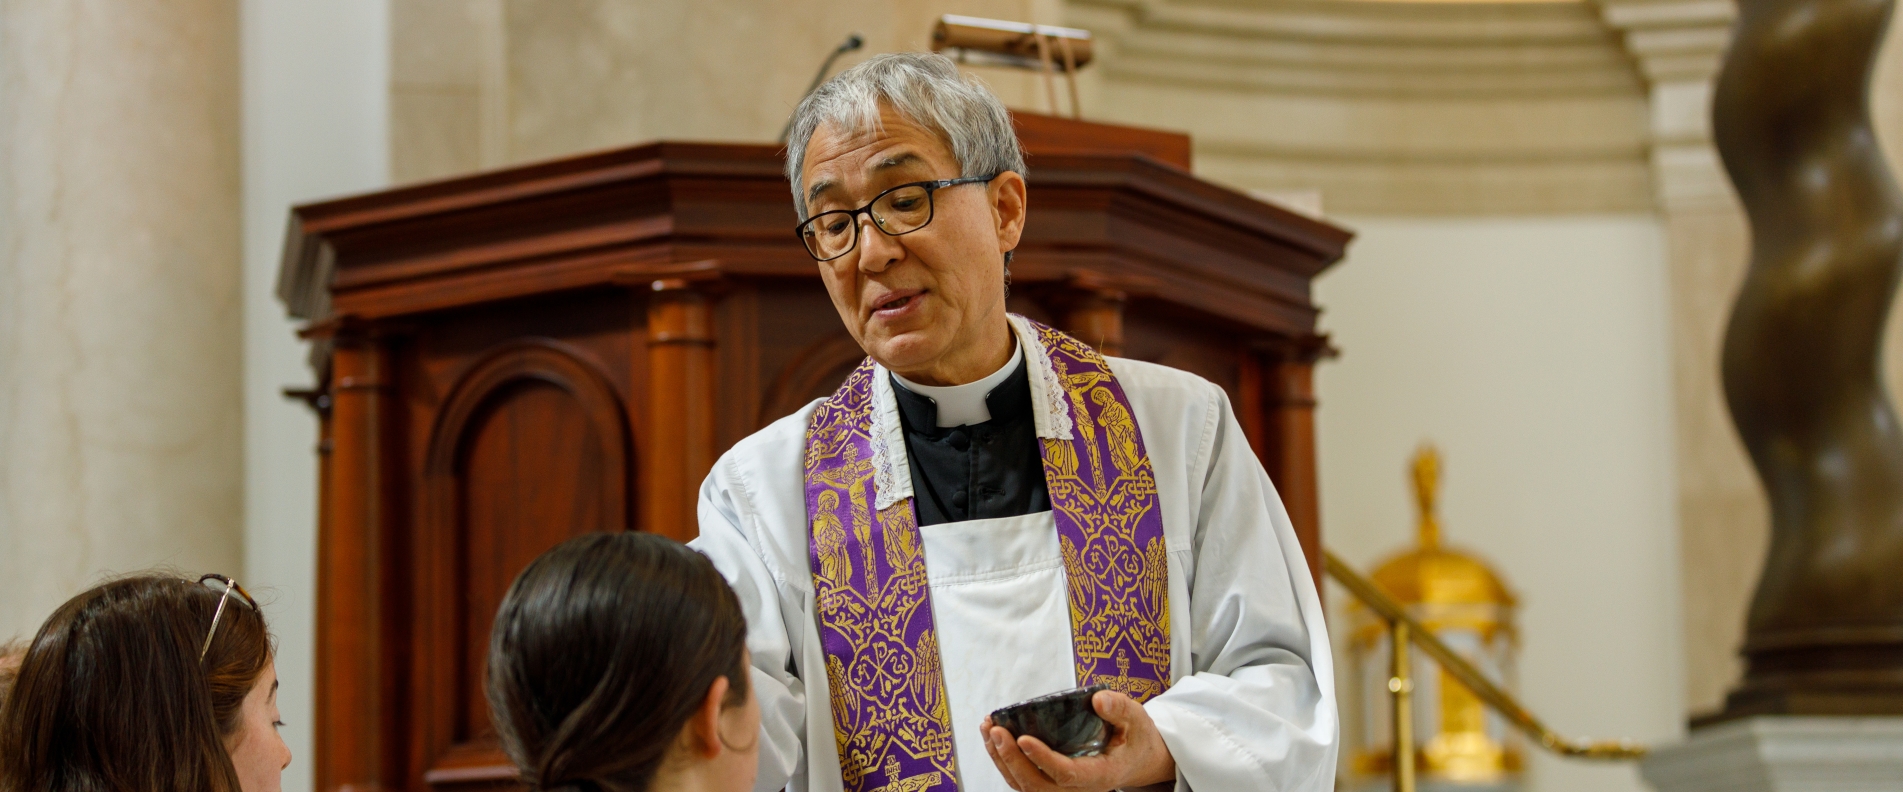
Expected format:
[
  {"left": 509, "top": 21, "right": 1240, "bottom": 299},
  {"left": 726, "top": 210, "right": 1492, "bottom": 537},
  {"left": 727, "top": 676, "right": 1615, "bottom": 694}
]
[
  {"left": 0, "top": 574, "right": 291, "bottom": 792},
  {"left": 487, "top": 532, "right": 759, "bottom": 792}
]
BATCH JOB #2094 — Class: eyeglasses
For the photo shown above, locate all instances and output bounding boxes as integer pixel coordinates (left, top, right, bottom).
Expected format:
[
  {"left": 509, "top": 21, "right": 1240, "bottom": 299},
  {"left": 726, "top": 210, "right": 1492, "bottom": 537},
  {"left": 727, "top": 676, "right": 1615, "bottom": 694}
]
[
  {"left": 795, "top": 174, "right": 1000, "bottom": 262},
  {"left": 198, "top": 574, "right": 257, "bottom": 662}
]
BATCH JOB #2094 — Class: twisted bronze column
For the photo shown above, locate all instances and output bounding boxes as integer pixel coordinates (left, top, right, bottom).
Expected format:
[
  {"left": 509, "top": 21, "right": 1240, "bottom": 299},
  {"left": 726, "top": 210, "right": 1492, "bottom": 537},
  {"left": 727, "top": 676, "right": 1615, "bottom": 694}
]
[{"left": 1713, "top": 0, "right": 1903, "bottom": 718}]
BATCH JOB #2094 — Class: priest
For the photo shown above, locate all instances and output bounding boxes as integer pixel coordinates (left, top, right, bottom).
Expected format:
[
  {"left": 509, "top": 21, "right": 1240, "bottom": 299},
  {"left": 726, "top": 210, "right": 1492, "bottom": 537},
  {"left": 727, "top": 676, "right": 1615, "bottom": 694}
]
[{"left": 691, "top": 52, "right": 1335, "bottom": 792}]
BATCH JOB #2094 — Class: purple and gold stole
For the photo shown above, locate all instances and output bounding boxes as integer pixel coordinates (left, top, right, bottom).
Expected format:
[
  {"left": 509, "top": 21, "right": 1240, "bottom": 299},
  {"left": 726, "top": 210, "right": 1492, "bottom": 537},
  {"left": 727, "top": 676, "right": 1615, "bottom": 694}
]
[{"left": 804, "top": 318, "right": 1171, "bottom": 792}]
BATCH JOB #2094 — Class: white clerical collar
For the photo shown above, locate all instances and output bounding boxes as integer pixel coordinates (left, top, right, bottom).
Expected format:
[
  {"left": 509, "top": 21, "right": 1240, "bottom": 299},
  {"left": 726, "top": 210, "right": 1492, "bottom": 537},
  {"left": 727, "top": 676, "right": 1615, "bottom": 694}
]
[{"left": 891, "top": 340, "right": 1023, "bottom": 428}]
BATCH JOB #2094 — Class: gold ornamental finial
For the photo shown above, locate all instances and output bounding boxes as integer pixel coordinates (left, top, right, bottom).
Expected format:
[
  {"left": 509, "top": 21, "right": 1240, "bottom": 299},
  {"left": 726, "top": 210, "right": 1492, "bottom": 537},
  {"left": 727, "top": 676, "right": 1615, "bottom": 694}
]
[{"left": 1411, "top": 444, "right": 1442, "bottom": 548}]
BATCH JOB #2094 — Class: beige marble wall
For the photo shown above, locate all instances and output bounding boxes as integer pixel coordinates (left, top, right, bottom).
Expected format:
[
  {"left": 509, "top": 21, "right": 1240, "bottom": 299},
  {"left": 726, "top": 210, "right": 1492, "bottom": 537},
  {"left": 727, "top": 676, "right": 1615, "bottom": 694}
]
[
  {"left": 390, "top": 0, "right": 500, "bottom": 183},
  {"left": 390, "top": 0, "right": 1067, "bottom": 183},
  {"left": 0, "top": 0, "right": 243, "bottom": 642},
  {"left": 393, "top": 0, "right": 1656, "bottom": 213}
]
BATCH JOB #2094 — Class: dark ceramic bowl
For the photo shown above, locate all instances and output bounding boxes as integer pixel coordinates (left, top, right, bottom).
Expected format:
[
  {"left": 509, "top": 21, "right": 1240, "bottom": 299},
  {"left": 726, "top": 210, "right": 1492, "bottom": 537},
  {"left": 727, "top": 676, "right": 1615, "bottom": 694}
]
[{"left": 989, "top": 684, "right": 1110, "bottom": 757}]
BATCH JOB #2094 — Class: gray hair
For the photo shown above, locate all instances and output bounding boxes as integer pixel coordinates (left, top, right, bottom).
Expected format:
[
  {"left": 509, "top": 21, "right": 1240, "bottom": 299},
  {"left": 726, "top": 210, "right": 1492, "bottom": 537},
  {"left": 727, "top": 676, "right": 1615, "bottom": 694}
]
[{"left": 784, "top": 52, "right": 1026, "bottom": 221}]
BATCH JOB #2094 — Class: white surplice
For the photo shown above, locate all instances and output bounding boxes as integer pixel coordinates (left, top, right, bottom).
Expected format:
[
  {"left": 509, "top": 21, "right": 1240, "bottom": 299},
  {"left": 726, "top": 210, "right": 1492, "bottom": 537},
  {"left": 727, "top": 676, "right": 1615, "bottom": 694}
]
[{"left": 691, "top": 315, "right": 1337, "bottom": 792}]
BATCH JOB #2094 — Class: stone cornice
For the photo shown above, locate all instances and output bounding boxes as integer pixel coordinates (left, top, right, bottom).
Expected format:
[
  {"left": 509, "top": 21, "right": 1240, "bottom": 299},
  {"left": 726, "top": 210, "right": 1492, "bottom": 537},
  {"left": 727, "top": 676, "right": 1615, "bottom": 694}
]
[
  {"left": 1083, "top": 0, "right": 1621, "bottom": 42},
  {"left": 1068, "top": 0, "right": 1655, "bottom": 213},
  {"left": 1592, "top": 0, "right": 1738, "bottom": 208},
  {"left": 1595, "top": 0, "right": 1735, "bottom": 84},
  {"left": 1076, "top": 0, "right": 1642, "bottom": 99}
]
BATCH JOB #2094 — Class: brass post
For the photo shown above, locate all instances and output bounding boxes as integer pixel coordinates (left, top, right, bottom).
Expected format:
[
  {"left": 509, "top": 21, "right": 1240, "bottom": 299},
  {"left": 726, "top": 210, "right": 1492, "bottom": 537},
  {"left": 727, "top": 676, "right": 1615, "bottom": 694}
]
[
  {"left": 1056, "top": 34, "right": 1082, "bottom": 118},
  {"left": 1326, "top": 551, "right": 1646, "bottom": 760},
  {"left": 1032, "top": 31, "right": 1061, "bottom": 116},
  {"left": 1391, "top": 620, "right": 1415, "bottom": 792}
]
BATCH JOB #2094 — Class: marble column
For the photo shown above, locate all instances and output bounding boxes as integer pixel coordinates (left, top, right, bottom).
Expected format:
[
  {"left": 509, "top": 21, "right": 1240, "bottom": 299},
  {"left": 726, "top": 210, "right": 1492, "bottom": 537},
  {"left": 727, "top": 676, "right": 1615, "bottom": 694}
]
[{"left": 0, "top": 0, "right": 243, "bottom": 641}]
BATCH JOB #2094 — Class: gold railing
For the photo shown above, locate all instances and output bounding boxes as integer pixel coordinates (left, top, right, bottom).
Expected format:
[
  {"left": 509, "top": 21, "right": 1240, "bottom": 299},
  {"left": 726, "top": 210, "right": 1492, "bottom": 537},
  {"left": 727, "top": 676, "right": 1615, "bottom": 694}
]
[{"left": 1323, "top": 551, "right": 1647, "bottom": 792}]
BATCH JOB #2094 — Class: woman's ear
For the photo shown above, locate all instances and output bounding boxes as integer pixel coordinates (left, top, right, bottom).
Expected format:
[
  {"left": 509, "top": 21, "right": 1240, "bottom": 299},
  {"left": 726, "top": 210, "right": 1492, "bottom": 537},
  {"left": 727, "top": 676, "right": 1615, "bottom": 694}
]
[
  {"left": 685, "top": 676, "right": 732, "bottom": 760},
  {"left": 990, "top": 171, "right": 1028, "bottom": 254}
]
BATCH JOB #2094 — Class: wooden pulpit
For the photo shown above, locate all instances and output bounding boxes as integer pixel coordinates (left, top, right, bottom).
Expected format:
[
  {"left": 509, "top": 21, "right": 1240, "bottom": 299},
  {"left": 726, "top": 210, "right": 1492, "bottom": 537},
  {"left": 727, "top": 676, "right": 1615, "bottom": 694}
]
[{"left": 278, "top": 114, "right": 1350, "bottom": 792}]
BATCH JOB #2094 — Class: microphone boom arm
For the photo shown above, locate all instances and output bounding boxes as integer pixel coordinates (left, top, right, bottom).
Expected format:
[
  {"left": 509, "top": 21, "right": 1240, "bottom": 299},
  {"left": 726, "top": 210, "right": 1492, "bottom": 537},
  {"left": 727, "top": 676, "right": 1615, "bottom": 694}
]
[{"left": 779, "top": 34, "right": 865, "bottom": 144}]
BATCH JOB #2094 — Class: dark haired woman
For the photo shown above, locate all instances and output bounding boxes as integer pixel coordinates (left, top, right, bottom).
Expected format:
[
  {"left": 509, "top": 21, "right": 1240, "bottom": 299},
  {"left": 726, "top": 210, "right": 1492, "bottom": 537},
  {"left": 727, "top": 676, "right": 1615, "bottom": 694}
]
[
  {"left": 0, "top": 574, "right": 291, "bottom": 792},
  {"left": 488, "top": 531, "right": 759, "bottom": 792}
]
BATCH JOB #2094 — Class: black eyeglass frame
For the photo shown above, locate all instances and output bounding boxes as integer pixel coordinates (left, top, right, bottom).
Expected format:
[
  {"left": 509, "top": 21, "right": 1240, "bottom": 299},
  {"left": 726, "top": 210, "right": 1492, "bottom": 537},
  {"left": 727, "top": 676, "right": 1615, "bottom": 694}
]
[
  {"left": 794, "top": 174, "right": 1001, "bottom": 262},
  {"left": 198, "top": 573, "right": 258, "bottom": 662}
]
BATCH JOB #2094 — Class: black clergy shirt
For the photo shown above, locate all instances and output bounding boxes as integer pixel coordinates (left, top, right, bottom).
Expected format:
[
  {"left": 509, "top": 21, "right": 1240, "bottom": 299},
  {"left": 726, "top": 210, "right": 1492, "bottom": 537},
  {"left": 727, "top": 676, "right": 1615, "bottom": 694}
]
[{"left": 890, "top": 357, "right": 1051, "bottom": 526}]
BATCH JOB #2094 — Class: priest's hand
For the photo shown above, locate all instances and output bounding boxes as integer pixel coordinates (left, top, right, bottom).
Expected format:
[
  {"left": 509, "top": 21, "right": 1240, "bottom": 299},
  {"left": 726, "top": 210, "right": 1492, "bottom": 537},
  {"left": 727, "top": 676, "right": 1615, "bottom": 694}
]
[{"left": 979, "top": 690, "right": 1176, "bottom": 792}]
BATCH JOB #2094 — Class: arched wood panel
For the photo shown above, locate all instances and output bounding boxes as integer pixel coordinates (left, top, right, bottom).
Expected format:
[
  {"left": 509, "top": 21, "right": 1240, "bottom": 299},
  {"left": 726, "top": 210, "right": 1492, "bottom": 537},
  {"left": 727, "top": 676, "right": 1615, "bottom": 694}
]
[{"left": 412, "top": 339, "right": 632, "bottom": 789}]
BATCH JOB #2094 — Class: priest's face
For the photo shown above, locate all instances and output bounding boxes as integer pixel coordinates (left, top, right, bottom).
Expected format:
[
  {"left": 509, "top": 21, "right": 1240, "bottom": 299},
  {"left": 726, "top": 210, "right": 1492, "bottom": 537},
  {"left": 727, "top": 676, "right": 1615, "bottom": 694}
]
[{"left": 800, "top": 106, "right": 1027, "bottom": 386}]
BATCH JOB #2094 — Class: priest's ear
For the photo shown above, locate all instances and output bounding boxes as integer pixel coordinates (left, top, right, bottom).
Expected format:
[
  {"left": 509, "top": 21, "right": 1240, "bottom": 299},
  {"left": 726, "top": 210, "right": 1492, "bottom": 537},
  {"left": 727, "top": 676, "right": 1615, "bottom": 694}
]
[{"left": 988, "top": 170, "right": 1027, "bottom": 257}]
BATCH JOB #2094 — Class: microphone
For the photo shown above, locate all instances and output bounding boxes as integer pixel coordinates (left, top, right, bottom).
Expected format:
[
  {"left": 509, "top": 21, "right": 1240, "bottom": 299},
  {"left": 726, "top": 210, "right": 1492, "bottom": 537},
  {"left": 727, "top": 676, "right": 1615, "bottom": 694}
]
[{"left": 779, "top": 34, "right": 866, "bottom": 144}]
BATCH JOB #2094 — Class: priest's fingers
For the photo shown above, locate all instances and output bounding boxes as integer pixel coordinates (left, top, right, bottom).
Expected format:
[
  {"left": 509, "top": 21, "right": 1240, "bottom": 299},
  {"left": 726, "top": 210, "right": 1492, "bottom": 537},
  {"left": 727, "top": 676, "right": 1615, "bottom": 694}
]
[
  {"left": 980, "top": 720, "right": 1024, "bottom": 791},
  {"left": 991, "top": 725, "right": 1072, "bottom": 791},
  {"left": 1015, "top": 734, "right": 1103, "bottom": 788},
  {"left": 988, "top": 724, "right": 1042, "bottom": 791}
]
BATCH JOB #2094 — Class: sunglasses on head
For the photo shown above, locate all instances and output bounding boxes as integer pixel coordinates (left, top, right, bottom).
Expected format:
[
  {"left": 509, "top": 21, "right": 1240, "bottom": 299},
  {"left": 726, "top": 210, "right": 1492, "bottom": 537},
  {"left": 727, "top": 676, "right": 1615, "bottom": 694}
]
[{"left": 197, "top": 574, "right": 258, "bottom": 662}]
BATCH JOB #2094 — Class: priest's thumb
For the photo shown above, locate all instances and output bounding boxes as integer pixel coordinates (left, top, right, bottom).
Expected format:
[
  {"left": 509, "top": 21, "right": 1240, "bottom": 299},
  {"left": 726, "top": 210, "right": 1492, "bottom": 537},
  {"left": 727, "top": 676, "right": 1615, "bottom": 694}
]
[{"left": 1092, "top": 689, "right": 1141, "bottom": 731}]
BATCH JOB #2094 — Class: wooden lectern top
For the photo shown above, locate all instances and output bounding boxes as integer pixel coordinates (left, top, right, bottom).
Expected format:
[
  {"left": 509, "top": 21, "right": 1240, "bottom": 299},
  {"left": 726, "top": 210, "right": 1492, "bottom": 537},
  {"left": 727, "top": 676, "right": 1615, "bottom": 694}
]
[{"left": 281, "top": 114, "right": 1344, "bottom": 338}]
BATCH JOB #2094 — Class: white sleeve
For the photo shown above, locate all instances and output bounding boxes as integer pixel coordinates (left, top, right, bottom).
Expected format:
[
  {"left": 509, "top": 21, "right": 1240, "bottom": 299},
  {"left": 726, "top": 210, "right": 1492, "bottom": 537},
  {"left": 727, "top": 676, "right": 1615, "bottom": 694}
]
[
  {"left": 1144, "top": 384, "right": 1339, "bottom": 792},
  {"left": 691, "top": 455, "right": 809, "bottom": 792}
]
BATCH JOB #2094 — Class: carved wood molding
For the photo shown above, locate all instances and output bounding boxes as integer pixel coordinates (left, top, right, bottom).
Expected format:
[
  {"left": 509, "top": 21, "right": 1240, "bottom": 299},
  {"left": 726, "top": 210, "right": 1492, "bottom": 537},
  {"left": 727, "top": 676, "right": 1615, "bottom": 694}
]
[{"left": 277, "top": 140, "right": 1349, "bottom": 346}]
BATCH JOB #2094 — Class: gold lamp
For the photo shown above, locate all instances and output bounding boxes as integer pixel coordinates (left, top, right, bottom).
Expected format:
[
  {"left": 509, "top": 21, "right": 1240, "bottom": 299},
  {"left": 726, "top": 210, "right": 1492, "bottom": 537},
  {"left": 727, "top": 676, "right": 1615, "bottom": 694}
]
[{"left": 1349, "top": 445, "right": 1523, "bottom": 791}]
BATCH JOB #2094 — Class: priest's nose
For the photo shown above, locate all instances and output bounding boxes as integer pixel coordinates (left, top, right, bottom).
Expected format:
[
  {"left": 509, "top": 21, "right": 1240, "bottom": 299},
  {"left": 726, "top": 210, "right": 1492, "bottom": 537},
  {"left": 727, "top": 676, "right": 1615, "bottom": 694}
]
[{"left": 857, "top": 215, "right": 905, "bottom": 273}]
